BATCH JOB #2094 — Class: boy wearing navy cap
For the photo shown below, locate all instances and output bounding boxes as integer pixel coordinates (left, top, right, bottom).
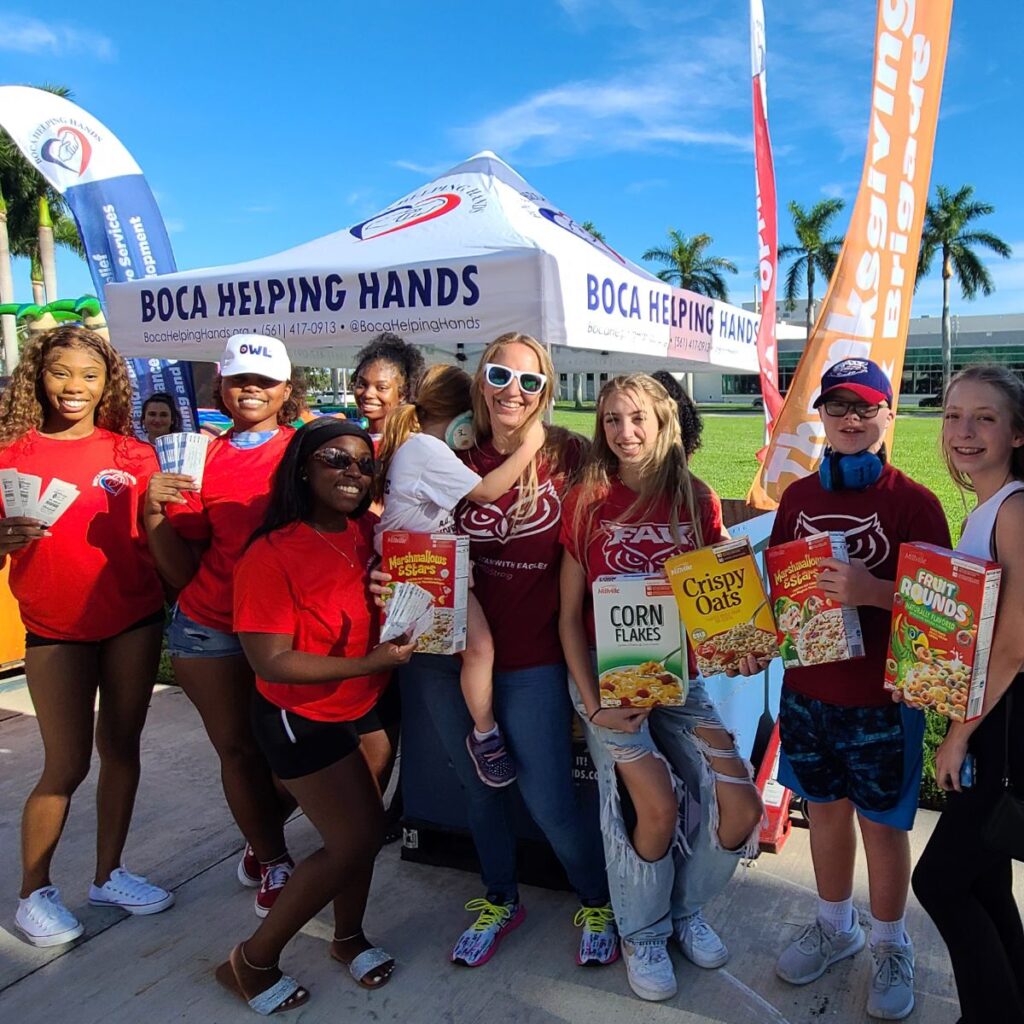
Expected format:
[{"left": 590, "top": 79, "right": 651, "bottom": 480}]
[{"left": 736, "top": 358, "right": 949, "bottom": 1019}]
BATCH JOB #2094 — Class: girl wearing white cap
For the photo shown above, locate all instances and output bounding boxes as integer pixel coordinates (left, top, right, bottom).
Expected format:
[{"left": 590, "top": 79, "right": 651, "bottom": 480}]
[{"left": 144, "top": 334, "right": 305, "bottom": 919}]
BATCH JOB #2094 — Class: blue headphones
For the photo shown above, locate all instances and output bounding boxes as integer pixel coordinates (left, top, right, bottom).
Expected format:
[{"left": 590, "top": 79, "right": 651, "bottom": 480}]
[
  {"left": 445, "top": 410, "right": 476, "bottom": 451},
  {"left": 818, "top": 446, "right": 886, "bottom": 491}
]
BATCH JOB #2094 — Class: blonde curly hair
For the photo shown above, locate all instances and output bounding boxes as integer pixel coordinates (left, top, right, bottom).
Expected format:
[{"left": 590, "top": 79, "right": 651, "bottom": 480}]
[{"left": 0, "top": 324, "right": 135, "bottom": 447}]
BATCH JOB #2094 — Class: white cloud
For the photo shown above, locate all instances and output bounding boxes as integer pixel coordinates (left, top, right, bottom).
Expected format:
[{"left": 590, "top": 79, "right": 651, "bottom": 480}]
[
  {"left": 624, "top": 178, "right": 668, "bottom": 194},
  {"left": 912, "top": 241, "right": 1023, "bottom": 317},
  {"left": 458, "top": 55, "right": 750, "bottom": 164},
  {"left": 0, "top": 16, "right": 115, "bottom": 59},
  {"left": 243, "top": 205, "right": 276, "bottom": 215},
  {"left": 163, "top": 218, "right": 185, "bottom": 234},
  {"left": 392, "top": 159, "right": 451, "bottom": 176},
  {"left": 820, "top": 181, "right": 854, "bottom": 200}
]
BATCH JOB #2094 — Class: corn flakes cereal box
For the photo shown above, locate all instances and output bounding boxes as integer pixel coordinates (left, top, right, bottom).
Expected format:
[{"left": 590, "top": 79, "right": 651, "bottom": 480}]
[
  {"left": 885, "top": 543, "right": 1002, "bottom": 722},
  {"left": 380, "top": 532, "right": 469, "bottom": 655},
  {"left": 765, "top": 532, "right": 865, "bottom": 669},
  {"left": 593, "top": 575, "right": 687, "bottom": 708},
  {"left": 665, "top": 538, "right": 779, "bottom": 677}
]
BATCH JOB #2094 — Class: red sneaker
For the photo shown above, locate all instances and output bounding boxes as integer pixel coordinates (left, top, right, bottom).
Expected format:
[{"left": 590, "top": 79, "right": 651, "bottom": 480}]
[
  {"left": 237, "top": 844, "right": 261, "bottom": 888},
  {"left": 254, "top": 858, "right": 294, "bottom": 918}
]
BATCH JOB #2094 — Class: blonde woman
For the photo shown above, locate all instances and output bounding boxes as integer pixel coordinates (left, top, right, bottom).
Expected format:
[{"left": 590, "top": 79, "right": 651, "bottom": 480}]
[
  {"left": 393, "top": 334, "right": 616, "bottom": 969},
  {"left": 559, "top": 374, "right": 763, "bottom": 1001}
]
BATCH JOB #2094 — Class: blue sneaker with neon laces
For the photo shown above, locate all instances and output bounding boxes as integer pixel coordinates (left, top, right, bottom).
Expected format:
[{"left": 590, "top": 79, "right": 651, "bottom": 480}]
[
  {"left": 450, "top": 897, "right": 526, "bottom": 967},
  {"left": 575, "top": 903, "right": 620, "bottom": 965}
]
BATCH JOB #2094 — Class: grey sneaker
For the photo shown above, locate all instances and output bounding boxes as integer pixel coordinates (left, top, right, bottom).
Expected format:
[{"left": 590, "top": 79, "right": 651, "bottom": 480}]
[
  {"left": 622, "top": 938, "right": 677, "bottom": 1001},
  {"left": 776, "top": 917, "right": 865, "bottom": 985},
  {"left": 867, "top": 939, "right": 915, "bottom": 1020}
]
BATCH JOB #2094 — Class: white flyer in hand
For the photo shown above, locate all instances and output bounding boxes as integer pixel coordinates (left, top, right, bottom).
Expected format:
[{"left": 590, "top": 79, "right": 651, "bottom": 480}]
[
  {"left": 0, "top": 469, "right": 22, "bottom": 517},
  {"left": 17, "top": 473, "right": 42, "bottom": 519},
  {"left": 156, "top": 432, "right": 208, "bottom": 488},
  {"left": 380, "top": 582, "right": 435, "bottom": 644},
  {"left": 36, "top": 479, "right": 80, "bottom": 526}
]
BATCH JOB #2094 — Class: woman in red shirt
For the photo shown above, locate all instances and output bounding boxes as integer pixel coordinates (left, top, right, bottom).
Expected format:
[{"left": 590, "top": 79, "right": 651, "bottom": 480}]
[
  {"left": 559, "top": 374, "right": 763, "bottom": 1002},
  {"left": 217, "top": 419, "right": 413, "bottom": 1015},
  {"left": 144, "top": 334, "right": 305, "bottom": 917},
  {"left": 0, "top": 324, "right": 173, "bottom": 947}
]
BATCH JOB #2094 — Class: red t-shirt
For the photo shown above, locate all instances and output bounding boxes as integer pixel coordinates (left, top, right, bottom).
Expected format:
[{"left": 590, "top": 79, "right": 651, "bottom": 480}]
[
  {"left": 0, "top": 429, "right": 163, "bottom": 641},
  {"left": 771, "top": 463, "right": 951, "bottom": 707},
  {"left": 233, "top": 517, "right": 387, "bottom": 721},
  {"left": 456, "top": 433, "right": 585, "bottom": 671},
  {"left": 560, "top": 475, "right": 725, "bottom": 678},
  {"left": 168, "top": 427, "right": 294, "bottom": 632}
]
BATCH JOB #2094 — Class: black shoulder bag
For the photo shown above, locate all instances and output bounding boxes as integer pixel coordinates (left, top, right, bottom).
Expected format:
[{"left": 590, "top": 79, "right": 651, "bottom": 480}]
[{"left": 980, "top": 692, "right": 1024, "bottom": 861}]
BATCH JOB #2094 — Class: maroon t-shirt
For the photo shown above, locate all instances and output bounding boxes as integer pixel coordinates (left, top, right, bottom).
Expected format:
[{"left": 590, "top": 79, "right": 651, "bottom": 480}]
[
  {"left": 560, "top": 475, "right": 724, "bottom": 678},
  {"left": 456, "top": 434, "right": 585, "bottom": 672},
  {"left": 771, "top": 463, "right": 950, "bottom": 707}
]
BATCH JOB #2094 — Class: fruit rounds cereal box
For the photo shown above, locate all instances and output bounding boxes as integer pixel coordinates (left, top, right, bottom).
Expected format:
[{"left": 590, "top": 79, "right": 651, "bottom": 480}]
[
  {"left": 765, "top": 532, "right": 865, "bottom": 669},
  {"left": 380, "top": 531, "right": 469, "bottom": 655},
  {"left": 593, "top": 575, "right": 687, "bottom": 708},
  {"left": 885, "top": 542, "right": 1002, "bottom": 722},
  {"left": 665, "top": 538, "right": 778, "bottom": 677}
]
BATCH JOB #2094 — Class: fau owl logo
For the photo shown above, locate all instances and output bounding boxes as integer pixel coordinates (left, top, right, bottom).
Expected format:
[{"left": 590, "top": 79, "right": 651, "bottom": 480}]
[
  {"left": 794, "top": 511, "right": 891, "bottom": 570},
  {"left": 599, "top": 521, "right": 693, "bottom": 575},
  {"left": 458, "top": 480, "right": 562, "bottom": 544}
]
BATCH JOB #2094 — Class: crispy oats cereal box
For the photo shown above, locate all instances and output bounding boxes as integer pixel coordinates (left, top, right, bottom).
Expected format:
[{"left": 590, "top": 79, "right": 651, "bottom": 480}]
[
  {"left": 886, "top": 543, "right": 1002, "bottom": 722},
  {"left": 593, "top": 575, "right": 687, "bottom": 708},
  {"left": 765, "top": 532, "right": 865, "bottom": 669},
  {"left": 381, "top": 531, "right": 469, "bottom": 655},
  {"left": 665, "top": 538, "right": 779, "bottom": 677}
]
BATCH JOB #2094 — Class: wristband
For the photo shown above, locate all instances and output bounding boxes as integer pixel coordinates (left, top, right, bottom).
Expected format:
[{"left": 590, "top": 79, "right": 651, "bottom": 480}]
[{"left": 588, "top": 706, "right": 605, "bottom": 722}]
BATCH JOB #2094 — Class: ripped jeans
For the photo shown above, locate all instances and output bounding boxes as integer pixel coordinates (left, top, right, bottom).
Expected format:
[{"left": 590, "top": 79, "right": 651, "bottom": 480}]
[{"left": 569, "top": 673, "right": 759, "bottom": 944}]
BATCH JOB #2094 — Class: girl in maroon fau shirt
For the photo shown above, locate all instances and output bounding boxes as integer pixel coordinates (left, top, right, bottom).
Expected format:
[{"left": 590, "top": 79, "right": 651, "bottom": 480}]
[
  {"left": 559, "top": 374, "right": 762, "bottom": 1002},
  {"left": 217, "top": 420, "right": 414, "bottom": 1015},
  {"left": 396, "top": 333, "right": 616, "bottom": 969},
  {"left": 0, "top": 325, "right": 172, "bottom": 948},
  {"left": 144, "top": 334, "right": 306, "bottom": 918}
]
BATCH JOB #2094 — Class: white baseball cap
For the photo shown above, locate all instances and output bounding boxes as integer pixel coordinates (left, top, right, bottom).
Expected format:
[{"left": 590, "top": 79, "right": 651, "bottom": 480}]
[{"left": 220, "top": 334, "right": 291, "bottom": 383}]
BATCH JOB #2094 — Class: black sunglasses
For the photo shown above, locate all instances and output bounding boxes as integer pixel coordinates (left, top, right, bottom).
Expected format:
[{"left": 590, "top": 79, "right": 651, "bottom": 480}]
[
  {"left": 822, "top": 400, "right": 885, "bottom": 420},
  {"left": 310, "top": 447, "right": 375, "bottom": 476}
]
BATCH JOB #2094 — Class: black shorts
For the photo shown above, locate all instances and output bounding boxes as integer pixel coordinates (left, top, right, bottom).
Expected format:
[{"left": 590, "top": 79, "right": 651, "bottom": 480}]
[
  {"left": 250, "top": 689, "right": 361, "bottom": 780},
  {"left": 25, "top": 607, "right": 166, "bottom": 649}
]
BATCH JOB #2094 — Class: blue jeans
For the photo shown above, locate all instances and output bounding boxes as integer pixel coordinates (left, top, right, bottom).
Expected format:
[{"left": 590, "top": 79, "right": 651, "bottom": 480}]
[
  {"left": 165, "top": 604, "right": 243, "bottom": 659},
  {"left": 570, "top": 674, "right": 758, "bottom": 943},
  {"left": 400, "top": 653, "right": 608, "bottom": 906}
]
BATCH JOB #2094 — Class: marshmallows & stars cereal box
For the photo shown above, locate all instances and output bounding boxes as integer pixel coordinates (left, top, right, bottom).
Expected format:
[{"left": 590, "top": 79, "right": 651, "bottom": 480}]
[
  {"left": 665, "top": 537, "right": 778, "bottom": 678},
  {"left": 885, "top": 542, "right": 1001, "bottom": 722},
  {"left": 380, "top": 531, "right": 469, "bottom": 655},
  {"left": 593, "top": 575, "right": 687, "bottom": 708},
  {"left": 765, "top": 532, "right": 865, "bottom": 669}
]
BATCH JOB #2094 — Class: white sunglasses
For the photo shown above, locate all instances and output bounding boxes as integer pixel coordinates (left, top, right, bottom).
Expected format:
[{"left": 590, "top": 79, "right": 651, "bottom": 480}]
[{"left": 484, "top": 363, "right": 547, "bottom": 395}]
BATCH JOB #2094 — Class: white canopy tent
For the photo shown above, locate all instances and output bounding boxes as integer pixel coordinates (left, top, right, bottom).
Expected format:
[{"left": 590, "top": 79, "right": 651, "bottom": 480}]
[{"left": 106, "top": 152, "right": 763, "bottom": 374}]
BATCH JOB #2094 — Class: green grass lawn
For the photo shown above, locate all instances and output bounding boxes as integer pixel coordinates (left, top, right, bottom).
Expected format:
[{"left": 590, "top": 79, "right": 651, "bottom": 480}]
[{"left": 552, "top": 408, "right": 967, "bottom": 529}]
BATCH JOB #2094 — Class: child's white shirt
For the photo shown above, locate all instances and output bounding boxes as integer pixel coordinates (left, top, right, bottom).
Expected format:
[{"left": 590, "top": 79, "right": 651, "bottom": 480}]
[{"left": 375, "top": 433, "right": 481, "bottom": 551}]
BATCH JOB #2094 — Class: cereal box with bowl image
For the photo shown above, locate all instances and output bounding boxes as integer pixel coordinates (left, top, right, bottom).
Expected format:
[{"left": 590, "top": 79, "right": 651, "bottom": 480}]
[
  {"left": 885, "top": 542, "right": 1001, "bottom": 723},
  {"left": 380, "top": 531, "right": 469, "bottom": 655},
  {"left": 765, "top": 532, "right": 865, "bottom": 669},
  {"left": 665, "top": 537, "right": 779, "bottom": 678},
  {"left": 593, "top": 575, "right": 687, "bottom": 708}
]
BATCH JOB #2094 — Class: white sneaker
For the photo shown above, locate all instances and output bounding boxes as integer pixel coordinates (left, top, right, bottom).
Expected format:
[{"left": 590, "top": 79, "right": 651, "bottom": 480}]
[
  {"left": 622, "top": 938, "right": 678, "bottom": 1001},
  {"left": 89, "top": 868, "right": 174, "bottom": 915},
  {"left": 16, "top": 886, "right": 85, "bottom": 947},
  {"left": 675, "top": 910, "right": 730, "bottom": 968}
]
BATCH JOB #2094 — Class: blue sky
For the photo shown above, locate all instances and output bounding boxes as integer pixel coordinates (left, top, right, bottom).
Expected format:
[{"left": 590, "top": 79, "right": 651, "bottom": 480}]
[{"left": 6, "top": 0, "right": 1024, "bottom": 318}]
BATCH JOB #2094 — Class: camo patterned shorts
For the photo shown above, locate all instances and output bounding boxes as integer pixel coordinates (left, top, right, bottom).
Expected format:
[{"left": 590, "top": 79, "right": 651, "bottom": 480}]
[{"left": 777, "top": 688, "right": 924, "bottom": 831}]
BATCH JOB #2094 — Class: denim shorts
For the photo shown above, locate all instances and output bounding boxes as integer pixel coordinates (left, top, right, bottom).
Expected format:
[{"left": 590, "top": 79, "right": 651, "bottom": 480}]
[
  {"left": 165, "top": 604, "right": 243, "bottom": 659},
  {"left": 778, "top": 688, "right": 924, "bottom": 831}
]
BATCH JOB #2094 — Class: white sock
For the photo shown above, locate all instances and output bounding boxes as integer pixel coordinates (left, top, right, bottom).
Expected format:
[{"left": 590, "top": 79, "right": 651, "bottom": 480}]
[
  {"left": 817, "top": 896, "right": 856, "bottom": 934},
  {"left": 473, "top": 725, "right": 499, "bottom": 742},
  {"left": 870, "top": 915, "right": 909, "bottom": 947}
]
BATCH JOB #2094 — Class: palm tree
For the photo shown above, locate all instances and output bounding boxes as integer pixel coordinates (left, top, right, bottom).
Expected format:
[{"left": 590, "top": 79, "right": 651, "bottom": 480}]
[
  {"left": 580, "top": 220, "right": 605, "bottom": 243},
  {"left": 917, "top": 184, "right": 1012, "bottom": 391},
  {"left": 0, "top": 183, "right": 16, "bottom": 371},
  {"left": 642, "top": 230, "right": 738, "bottom": 300},
  {"left": 779, "top": 198, "right": 846, "bottom": 338},
  {"left": 0, "top": 84, "right": 85, "bottom": 303}
]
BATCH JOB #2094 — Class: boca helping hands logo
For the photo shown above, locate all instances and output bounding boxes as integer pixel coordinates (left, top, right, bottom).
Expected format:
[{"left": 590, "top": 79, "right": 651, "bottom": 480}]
[
  {"left": 350, "top": 193, "right": 461, "bottom": 241},
  {"left": 40, "top": 126, "right": 93, "bottom": 176}
]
